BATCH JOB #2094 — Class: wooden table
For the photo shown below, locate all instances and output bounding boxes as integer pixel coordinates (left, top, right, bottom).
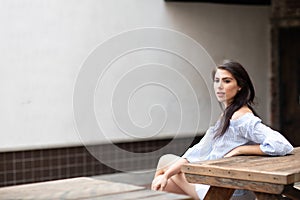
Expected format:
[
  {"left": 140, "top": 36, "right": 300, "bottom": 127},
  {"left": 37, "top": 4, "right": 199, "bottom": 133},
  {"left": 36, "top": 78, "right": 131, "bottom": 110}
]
[
  {"left": 0, "top": 177, "right": 192, "bottom": 200},
  {"left": 182, "top": 147, "right": 300, "bottom": 200}
]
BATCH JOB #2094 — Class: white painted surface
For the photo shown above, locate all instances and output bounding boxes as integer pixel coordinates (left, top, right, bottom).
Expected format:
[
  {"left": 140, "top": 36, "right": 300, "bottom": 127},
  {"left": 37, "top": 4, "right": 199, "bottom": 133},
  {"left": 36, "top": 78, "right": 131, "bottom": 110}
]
[{"left": 0, "top": 0, "right": 270, "bottom": 151}]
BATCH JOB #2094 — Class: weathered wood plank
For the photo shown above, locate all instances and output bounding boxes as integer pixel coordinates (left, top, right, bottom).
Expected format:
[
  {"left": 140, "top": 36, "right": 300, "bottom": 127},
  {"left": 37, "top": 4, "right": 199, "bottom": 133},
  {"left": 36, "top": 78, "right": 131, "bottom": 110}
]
[
  {"left": 0, "top": 177, "right": 144, "bottom": 199},
  {"left": 182, "top": 163, "right": 288, "bottom": 184},
  {"left": 93, "top": 189, "right": 161, "bottom": 200},
  {"left": 185, "top": 148, "right": 300, "bottom": 172},
  {"left": 93, "top": 189, "right": 192, "bottom": 200},
  {"left": 0, "top": 177, "right": 193, "bottom": 200},
  {"left": 182, "top": 147, "right": 300, "bottom": 185},
  {"left": 185, "top": 173, "right": 285, "bottom": 194},
  {"left": 138, "top": 192, "right": 193, "bottom": 200},
  {"left": 203, "top": 186, "right": 234, "bottom": 200}
]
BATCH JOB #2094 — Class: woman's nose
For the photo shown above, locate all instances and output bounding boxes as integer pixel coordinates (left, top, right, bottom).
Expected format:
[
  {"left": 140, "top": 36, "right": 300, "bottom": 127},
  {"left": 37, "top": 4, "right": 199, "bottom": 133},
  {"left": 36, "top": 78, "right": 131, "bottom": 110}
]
[{"left": 217, "top": 81, "right": 223, "bottom": 89}]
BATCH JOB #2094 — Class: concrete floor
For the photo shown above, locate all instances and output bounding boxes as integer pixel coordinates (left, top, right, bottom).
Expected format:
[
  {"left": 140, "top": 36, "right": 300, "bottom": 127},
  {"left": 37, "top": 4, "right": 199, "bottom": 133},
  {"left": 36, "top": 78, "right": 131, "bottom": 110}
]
[{"left": 92, "top": 169, "right": 155, "bottom": 188}]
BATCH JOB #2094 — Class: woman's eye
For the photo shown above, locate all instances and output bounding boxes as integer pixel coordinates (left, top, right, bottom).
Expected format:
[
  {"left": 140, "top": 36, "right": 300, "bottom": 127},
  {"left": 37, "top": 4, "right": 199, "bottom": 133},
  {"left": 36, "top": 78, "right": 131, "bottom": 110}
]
[
  {"left": 224, "top": 80, "right": 231, "bottom": 83},
  {"left": 214, "top": 79, "right": 219, "bottom": 83}
]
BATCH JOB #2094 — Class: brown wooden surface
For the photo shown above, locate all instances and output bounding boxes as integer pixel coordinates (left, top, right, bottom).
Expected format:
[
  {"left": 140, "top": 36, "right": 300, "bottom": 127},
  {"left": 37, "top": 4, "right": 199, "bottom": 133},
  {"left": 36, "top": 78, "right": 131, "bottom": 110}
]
[
  {"left": 182, "top": 147, "right": 300, "bottom": 185},
  {"left": 0, "top": 177, "right": 192, "bottom": 200},
  {"left": 99, "top": 190, "right": 193, "bottom": 200},
  {"left": 184, "top": 173, "right": 285, "bottom": 194}
]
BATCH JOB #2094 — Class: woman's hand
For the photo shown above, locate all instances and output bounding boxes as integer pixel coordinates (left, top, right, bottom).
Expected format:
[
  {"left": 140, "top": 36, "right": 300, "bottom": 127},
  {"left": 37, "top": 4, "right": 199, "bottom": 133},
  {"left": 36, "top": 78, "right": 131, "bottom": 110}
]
[
  {"left": 151, "top": 157, "right": 188, "bottom": 191},
  {"left": 151, "top": 174, "right": 168, "bottom": 191}
]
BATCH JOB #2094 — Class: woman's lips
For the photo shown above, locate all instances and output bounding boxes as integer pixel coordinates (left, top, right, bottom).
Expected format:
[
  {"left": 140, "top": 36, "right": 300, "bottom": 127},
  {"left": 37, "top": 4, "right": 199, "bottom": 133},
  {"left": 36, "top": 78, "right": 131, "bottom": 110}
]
[{"left": 216, "top": 92, "right": 225, "bottom": 97}]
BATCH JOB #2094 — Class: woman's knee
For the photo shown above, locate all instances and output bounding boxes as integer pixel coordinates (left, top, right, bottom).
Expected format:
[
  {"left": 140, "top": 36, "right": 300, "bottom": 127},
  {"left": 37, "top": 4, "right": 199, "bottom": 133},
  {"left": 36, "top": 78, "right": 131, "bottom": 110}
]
[{"left": 157, "top": 154, "right": 180, "bottom": 169}]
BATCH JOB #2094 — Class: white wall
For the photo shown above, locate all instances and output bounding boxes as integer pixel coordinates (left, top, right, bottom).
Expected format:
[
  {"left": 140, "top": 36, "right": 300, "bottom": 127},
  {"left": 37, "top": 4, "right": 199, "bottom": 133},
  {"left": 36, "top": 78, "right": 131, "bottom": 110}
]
[{"left": 0, "top": 0, "right": 270, "bottom": 151}]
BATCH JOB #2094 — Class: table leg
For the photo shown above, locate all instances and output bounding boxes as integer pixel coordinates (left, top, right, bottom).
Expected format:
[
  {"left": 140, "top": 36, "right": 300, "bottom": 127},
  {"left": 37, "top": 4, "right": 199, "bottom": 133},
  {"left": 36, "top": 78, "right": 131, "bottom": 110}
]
[
  {"left": 282, "top": 185, "right": 300, "bottom": 200},
  {"left": 254, "top": 192, "right": 282, "bottom": 200},
  {"left": 203, "top": 186, "right": 234, "bottom": 200}
]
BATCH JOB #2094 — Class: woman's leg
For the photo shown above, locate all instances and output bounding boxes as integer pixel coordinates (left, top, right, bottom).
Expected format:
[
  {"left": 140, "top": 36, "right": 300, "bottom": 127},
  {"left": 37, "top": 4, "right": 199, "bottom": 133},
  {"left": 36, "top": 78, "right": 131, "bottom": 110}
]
[
  {"left": 152, "top": 154, "right": 200, "bottom": 199},
  {"left": 167, "top": 172, "right": 200, "bottom": 200},
  {"left": 154, "top": 174, "right": 186, "bottom": 194}
]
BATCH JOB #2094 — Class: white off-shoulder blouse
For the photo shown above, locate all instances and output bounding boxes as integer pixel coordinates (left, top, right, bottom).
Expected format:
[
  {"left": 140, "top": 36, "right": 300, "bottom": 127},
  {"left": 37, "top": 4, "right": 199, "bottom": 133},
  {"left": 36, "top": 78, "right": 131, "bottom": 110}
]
[{"left": 182, "top": 112, "right": 293, "bottom": 163}]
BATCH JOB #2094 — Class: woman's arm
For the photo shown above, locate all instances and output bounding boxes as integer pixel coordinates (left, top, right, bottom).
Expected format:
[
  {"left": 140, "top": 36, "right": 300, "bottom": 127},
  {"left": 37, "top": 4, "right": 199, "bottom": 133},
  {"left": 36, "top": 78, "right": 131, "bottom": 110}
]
[
  {"left": 234, "top": 114, "right": 294, "bottom": 156},
  {"left": 163, "top": 158, "right": 188, "bottom": 179},
  {"left": 224, "top": 144, "right": 266, "bottom": 157},
  {"left": 151, "top": 158, "right": 188, "bottom": 191},
  {"left": 245, "top": 120, "right": 293, "bottom": 156}
]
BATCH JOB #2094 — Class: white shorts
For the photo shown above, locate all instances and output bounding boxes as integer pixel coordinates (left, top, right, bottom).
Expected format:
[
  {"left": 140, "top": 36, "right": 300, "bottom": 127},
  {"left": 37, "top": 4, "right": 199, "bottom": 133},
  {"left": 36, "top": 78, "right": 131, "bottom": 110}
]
[{"left": 194, "top": 184, "right": 210, "bottom": 200}]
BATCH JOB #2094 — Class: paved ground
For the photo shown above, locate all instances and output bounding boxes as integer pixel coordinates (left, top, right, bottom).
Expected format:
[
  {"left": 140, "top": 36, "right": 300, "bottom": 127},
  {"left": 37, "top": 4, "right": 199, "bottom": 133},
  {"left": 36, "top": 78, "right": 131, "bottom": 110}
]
[{"left": 92, "top": 169, "right": 155, "bottom": 188}]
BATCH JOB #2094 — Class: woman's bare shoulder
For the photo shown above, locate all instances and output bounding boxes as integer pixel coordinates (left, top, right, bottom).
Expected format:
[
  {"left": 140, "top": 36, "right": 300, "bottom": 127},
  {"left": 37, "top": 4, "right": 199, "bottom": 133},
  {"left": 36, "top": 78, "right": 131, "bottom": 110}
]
[{"left": 231, "top": 106, "right": 253, "bottom": 120}]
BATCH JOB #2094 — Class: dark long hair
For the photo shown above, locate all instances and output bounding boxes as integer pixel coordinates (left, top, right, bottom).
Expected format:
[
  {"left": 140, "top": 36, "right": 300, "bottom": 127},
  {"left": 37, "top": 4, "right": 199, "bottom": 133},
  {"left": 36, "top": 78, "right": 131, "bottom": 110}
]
[{"left": 212, "top": 61, "right": 259, "bottom": 138}]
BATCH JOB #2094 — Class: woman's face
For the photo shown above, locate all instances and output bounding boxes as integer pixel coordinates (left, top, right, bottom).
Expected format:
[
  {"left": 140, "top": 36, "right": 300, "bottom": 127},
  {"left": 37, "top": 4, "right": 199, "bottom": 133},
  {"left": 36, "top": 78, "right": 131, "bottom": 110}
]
[{"left": 214, "top": 69, "right": 241, "bottom": 107}]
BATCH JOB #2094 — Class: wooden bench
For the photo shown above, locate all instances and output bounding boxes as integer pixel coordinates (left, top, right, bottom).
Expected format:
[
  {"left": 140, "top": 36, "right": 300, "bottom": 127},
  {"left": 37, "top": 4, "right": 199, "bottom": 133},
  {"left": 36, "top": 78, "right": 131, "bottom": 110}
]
[
  {"left": 0, "top": 177, "right": 192, "bottom": 199},
  {"left": 182, "top": 147, "right": 300, "bottom": 200}
]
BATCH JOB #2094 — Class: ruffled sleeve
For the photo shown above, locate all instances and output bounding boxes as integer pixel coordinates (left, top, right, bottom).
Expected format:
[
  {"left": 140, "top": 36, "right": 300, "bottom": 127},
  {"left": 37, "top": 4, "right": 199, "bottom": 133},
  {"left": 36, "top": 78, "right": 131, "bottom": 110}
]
[
  {"left": 182, "top": 127, "right": 215, "bottom": 163},
  {"left": 242, "top": 116, "right": 293, "bottom": 156}
]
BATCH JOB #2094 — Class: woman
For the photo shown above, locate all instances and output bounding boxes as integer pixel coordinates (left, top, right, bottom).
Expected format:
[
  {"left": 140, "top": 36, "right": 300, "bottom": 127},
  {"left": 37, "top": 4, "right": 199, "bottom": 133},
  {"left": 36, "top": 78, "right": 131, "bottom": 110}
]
[{"left": 151, "top": 61, "right": 293, "bottom": 200}]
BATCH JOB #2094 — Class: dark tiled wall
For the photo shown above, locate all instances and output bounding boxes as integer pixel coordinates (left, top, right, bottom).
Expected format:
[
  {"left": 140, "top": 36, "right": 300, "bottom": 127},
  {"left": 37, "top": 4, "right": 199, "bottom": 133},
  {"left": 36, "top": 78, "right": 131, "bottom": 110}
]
[
  {"left": 0, "top": 146, "right": 113, "bottom": 187},
  {"left": 0, "top": 136, "right": 201, "bottom": 187}
]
